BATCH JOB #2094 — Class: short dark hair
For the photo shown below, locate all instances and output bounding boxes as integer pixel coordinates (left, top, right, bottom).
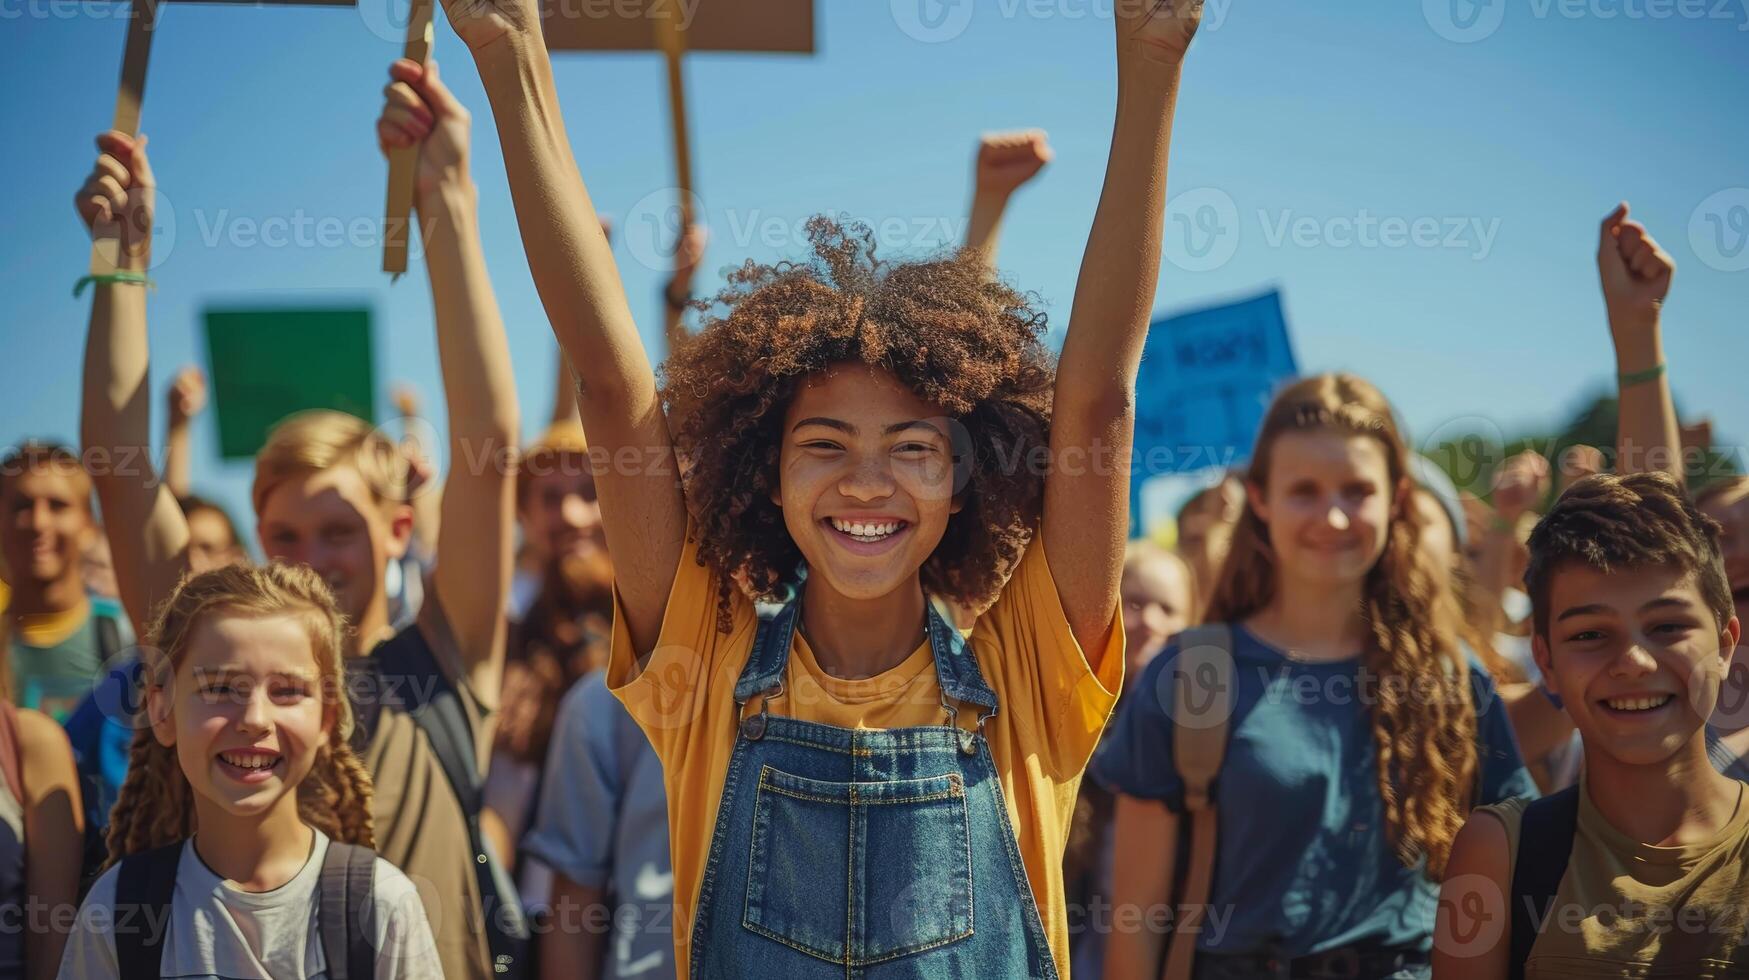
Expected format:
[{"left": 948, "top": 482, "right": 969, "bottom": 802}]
[
  {"left": 0, "top": 441, "right": 93, "bottom": 512},
  {"left": 178, "top": 494, "right": 242, "bottom": 549},
  {"left": 1525, "top": 472, "right": 1733, "bottom": 639}
]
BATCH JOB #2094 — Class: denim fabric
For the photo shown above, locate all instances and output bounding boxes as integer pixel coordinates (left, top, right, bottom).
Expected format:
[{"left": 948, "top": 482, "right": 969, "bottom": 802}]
[{"left": 688, "top": 596, "right": 1058, "bottom": 979}]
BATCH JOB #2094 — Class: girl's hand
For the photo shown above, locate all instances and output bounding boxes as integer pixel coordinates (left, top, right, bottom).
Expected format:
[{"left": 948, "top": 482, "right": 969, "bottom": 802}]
[
  {"left": 1118, "top": 0, "right": 1203, "bottom": 67},
  {"left": 74, "top": 131, "right": 155, "bottom": 271},
  {"left": 377, "top": 59, "right": 473, "bottom": 202},
  {"left": 436, "top": 0, "right": 537, "bottom": 55}
]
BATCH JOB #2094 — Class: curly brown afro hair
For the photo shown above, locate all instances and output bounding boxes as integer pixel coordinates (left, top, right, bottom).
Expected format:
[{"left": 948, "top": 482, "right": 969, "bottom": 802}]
[{"left": 661, "top": 216, "right": 1058, "bottom": 628}]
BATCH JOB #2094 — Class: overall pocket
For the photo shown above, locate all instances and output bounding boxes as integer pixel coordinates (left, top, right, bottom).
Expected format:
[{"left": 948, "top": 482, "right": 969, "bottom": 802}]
[{"left": 743, "top": 765, "right": 974, "bottom": 965}]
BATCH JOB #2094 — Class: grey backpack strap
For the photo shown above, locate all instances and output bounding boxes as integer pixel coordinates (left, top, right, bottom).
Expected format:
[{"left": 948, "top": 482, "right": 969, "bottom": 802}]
[
  {"left": 320, "top": 842, "right": 379, "bottom": 980},
  {"left": 1163, "top": 624, "right": 1235, "bottom": 980}
]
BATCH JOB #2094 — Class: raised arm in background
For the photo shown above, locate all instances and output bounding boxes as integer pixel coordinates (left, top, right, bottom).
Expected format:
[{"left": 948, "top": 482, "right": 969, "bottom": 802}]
[
  {"left": 964, "top": 129, "right": 1051, "bottom": 269},
  {"left": 434, "top": 9, "right": 688, "bottom": 656},
  {"left": 378, "top": 58, "right": 521, "bottom": 705},
  {"left": 77, "top": 132, "right": 192, "bottom": 638},
  {"left": 162, "top": 365, "right": 205, "bottom": 500},
  {"left": 1045, "top": 2, "right": 1200, "bottom": 654},
  {"left": 661, "top": 223, "right": 707, "bottom": 360},
  {"left": 1599, "top": 203, "right": 1680, "bottom": 483}
]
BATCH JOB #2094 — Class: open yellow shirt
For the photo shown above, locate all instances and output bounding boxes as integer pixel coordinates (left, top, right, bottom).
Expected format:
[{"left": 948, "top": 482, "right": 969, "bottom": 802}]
[{"left": 607, "top": 527, "right": 1123, "bottom": 978}]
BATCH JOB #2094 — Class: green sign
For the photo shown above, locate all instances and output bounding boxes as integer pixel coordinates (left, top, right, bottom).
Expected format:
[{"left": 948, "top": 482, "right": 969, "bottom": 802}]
[{"left": 203, "top": 307, "right": 375, "bottom": 460}]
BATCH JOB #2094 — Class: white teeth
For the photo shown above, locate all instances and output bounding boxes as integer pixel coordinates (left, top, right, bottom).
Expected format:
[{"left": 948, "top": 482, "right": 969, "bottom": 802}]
[
  {"left": 829, "top": 518, "right": 902, "bottom": 540},
  {"left": 220, "top": 752, "right": 279, "bottom": 770},
  {"left": 1605, "top": 695, "right": 1673, "bottom": 712}
]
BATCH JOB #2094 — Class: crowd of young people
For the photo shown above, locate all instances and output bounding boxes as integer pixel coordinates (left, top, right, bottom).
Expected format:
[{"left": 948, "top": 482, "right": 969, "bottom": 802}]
[{"left": 1, "top": 1, "right": 1743, "bottom": 977}]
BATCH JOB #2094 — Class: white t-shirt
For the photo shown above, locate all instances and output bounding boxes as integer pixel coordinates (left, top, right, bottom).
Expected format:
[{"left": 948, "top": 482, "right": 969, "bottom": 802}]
[{"left": 58, "top": 828, "right": 440, "bottom": 979}]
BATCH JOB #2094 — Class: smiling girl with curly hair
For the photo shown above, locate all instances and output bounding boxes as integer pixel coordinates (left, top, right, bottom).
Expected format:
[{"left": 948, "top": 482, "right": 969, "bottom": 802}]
[{"left": 438, "top": 0, "right": 1204, "bottom": 974}]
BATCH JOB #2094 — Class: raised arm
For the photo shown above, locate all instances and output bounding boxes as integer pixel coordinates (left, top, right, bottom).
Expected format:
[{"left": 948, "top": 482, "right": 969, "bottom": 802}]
[
  {"left": 964, "top": 130, "right": 1051, "bottom": 270},
  {"left": 1045, "top": 4, "right": 1198, "bottom": 652},
  {"left": 76, "top": 132, "right": 192, "bottom": 638},
  {"left": 1598, "top": 203, "right": 1680, "bottom": 482},
  {"left": 162, "top": 366, "right": 205, "bottom": 500},
  {"left": 378, "top": 59, "right": 520, "bottom": 705},
  {"left": 437, "top": 13, "right": 688, "bottom": 654}
]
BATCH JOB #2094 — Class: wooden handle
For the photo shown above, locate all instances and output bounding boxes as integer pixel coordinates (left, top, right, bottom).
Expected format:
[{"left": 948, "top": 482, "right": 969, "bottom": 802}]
[
  {"left": 382, "top": 0, "right": 435, "bottom": 277},
  {"left": 92, "top": 0, "right": 160, "bottom": 276},
  {"left": 654, "top": 11, "right": 693, "bottom": 230}
]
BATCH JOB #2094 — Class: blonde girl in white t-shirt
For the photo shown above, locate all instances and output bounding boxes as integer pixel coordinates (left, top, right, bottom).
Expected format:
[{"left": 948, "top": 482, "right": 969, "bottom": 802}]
[{"left": 59, "top": 562, "right": 438, "bottom": 979}]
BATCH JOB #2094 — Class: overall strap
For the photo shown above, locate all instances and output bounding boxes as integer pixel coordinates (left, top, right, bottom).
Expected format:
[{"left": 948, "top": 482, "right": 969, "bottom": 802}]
[
  {"left": 319, "top": 842, "right": 378, "bottom": 980},
  {"left": 1509, "top": 785, "right": 1580, "bottom": 980},
  {"left": 923, "top": 597, "right": 999, "bottom": 714},
  {"left": 114, "top": 841, "right": 182, "bottom": 980}
]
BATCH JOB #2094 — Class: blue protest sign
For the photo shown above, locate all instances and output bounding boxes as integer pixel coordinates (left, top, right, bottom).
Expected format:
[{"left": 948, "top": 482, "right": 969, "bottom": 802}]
[{"left": 1131, "top": 289, "right": 1297, "bottom": 531}]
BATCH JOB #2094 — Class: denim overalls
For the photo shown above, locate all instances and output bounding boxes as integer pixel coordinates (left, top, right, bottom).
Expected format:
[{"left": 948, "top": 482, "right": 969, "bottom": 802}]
[{"left": 687, "top": 592, "right": 1060, "bottom": 979}]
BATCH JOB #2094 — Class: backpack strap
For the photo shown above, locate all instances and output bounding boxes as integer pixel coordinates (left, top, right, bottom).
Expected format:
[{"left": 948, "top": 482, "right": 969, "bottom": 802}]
[
  {"left": 114, "top": 842, "right": 183, "bottom": 980},
  {"left": 320, "top": 842, "right": 379, "bottom": 980},
  {"left": 94, "top": 612, "right": 122, "bottom": 663},
  {"left": 1508, "top": 786, "right": 1580, "bottom": 980},
  {"left": 1162, "top": 624, "right": 1235, "bottom": 980},
  {"left": 371, "top": 627, "right": 529, "bottom": 975}
]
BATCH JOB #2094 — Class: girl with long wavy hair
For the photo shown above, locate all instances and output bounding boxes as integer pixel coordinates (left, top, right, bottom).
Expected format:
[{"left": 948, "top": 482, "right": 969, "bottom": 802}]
[
  {"left": 1097, "top": 374, "right": 1538, "bottom": 980},
  {"left": 58, "top": 563, "right": 438, "bottom": 978}
]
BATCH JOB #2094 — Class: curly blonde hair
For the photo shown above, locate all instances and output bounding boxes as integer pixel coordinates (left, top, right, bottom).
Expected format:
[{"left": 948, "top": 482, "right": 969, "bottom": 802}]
[
  {"left": 106, "top": 562, "right": 375, "bottom": 863},
  {"left": 1207, "top": 373, "right": 1476, "bottom": 878}
]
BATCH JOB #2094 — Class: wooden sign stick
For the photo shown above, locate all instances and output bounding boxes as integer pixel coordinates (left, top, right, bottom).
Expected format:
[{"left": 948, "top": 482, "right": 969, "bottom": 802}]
[
  {"left": 382, "top": 0, "right": 435, "bottom": 277},
  {"left": 653, "top": 10, "right": 694, "bottom": 232},
  {"left": 92, "top": 0, "right": 161, "bottom": 276}
]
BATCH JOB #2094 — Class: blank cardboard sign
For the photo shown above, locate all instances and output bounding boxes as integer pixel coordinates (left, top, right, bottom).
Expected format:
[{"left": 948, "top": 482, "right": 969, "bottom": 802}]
[
  {"left": 203, "top": 307, "right": 376, "bottom": 460},
  {"left": 540, "top": 0, "right": 814, "bottom": 52}
]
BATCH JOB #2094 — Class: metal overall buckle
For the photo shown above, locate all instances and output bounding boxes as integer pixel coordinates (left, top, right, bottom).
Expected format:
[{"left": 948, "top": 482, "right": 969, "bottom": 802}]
[
  {"left": 942, "top": 697, "right": 997, "bottom": 756},
  {"left": 738, "top": 679, "right": 784, "bottom": 741}
]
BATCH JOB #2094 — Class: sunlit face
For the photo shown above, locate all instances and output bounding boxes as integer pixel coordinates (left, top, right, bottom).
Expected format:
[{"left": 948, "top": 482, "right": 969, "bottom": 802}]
[
  {"left": 1700, "top": 484, "right": 1749, "bottom": 630},
  {"left": 257, "top": 466, "right": 409, "bottom": 625},
  {"left": 187, "top": 507, "right": 245, "bottom": 574},
  {"left": 773, "top": 364, "right": 962, "bottom": 604},
  {"left": 1121, "top": 552, "right": 1193, "bottom": 684},
  {"left": 1534, "top": 562, "right": 1740, "bottom": 767},
  {"left": 149, "top": 612, "right": 332, "bottom": 822},
  {"left": 520, "top": 464, "right": 603, "bottom": 565},
  {"left": 1, "top": 466, "right": 93, "bottom": 588},
  {"left": 1249, "top": 431, "right": 1398, "bottom": 593}
]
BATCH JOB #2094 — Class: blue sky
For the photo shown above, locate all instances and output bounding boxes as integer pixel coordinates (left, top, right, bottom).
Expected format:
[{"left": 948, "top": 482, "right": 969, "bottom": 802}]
[{"left": 3, "top": 0, "right": 1745, "bottom": 546}]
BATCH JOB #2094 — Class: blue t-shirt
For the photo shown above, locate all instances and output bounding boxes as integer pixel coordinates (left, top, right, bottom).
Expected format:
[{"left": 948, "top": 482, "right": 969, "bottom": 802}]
[{"left": 1092, "top": 622, "right": 1537, "bottom": 957}]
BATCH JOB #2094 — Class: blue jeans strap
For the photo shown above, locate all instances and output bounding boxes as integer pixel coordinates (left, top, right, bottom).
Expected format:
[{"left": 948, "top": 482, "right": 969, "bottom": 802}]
[{"left": 925, "top": 598, "right": 999, "bottom": 712}]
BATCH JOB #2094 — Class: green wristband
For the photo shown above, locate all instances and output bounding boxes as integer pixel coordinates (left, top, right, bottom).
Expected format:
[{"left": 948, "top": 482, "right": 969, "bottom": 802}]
[
  {"left": 1617, "top": 362, "right": 1666, "bottom": 388},
  {"left": 73, "top": 271, "right": 154, "bottom": 298}
]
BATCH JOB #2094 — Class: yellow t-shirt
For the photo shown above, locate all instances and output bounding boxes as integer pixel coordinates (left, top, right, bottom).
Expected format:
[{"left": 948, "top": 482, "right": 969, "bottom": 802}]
[{"left": 607, "top": 527, "right": 1123, "bottom": 979}]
